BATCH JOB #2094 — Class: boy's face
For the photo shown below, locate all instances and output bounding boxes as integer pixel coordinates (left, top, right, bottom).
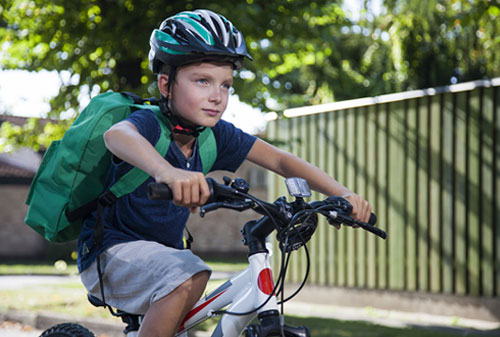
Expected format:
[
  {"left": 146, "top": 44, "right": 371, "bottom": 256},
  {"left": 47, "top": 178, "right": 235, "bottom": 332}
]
[{"left": 159, "top": 62, "right": 234, "bottom": 128}]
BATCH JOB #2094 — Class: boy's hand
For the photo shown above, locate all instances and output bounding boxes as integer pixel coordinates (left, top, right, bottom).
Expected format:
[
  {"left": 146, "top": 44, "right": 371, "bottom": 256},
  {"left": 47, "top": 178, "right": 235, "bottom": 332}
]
[
  {"left": 155, "top": 168, "right": 210, "bottom": 209},
  {"left": 344, "top": 194, "right": 372, "bottom": 224}
]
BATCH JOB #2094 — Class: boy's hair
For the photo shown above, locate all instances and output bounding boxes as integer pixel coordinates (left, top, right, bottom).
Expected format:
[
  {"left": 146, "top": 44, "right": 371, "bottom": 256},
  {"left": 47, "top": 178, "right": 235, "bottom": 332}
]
[{"left": 157, "top": 64, "right": 171, "bottom": 80}]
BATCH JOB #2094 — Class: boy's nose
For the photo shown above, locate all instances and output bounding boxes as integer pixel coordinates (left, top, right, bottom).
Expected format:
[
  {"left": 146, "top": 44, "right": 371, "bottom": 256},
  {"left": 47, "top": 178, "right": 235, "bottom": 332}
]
[{"left": 209, "top": 88, "right": 222, "bottom": 103}]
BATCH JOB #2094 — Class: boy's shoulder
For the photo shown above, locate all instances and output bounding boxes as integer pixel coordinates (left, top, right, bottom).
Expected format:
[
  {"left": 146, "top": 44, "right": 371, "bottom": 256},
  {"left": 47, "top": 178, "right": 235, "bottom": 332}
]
[
  {"left": 212, "top": 118, "right": 247, "bottom": 135},
  {"left": 125, "top": 108, "right": 164, "bottom": 145}
]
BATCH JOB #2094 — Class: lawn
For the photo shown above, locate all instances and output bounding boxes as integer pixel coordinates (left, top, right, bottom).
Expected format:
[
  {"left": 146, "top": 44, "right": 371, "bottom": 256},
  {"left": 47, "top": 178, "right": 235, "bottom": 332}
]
[
  {"left": 0, "top": 261, "right": 79, "bottom": 276},
  {"left": 0, "top": 258, "right": 248, "bottom": 276}
]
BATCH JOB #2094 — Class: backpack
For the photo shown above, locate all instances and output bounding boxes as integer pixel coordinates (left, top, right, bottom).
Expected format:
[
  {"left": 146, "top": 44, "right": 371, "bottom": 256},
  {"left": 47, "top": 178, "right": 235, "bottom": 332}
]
[{"left": 25, "top": 92, "right": 217, "bottom": 243}]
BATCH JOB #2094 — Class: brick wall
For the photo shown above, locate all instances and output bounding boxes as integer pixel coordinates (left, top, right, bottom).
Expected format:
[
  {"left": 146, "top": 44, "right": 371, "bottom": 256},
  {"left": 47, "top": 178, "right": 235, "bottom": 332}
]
[{"left": 0, "top": 185, "right": 46, "bottom": 259}]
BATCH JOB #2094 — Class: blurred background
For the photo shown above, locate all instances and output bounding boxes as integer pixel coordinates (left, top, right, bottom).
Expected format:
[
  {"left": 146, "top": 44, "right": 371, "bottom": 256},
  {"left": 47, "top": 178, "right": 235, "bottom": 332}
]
[{"left": 0, "top": 0, "right": 499, "bottom": 335}]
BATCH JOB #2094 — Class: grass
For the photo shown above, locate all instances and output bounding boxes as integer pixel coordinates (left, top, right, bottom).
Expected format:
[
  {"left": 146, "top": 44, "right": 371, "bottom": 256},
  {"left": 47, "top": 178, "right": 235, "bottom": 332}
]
[
  {"left": 1, "top": 260, "right": 499, "bottom": 336},
  {"left": 0, "top": 258, "right": 247, "bottom": 276},
  {"left": 0, "top": 261, "right": 79, "bottom": 276},
  {"left": 0, "top": 279, "right": 108, "bottom": 319},
  {"left": 284, "top": 316, "right": 497, "bottom": 337}
]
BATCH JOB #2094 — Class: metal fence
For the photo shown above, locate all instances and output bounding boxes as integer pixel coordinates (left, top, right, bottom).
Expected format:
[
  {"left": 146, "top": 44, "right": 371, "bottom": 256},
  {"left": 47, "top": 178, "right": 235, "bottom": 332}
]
[{"left": 267, "top": 78, "right": 500, "bottom": 297}]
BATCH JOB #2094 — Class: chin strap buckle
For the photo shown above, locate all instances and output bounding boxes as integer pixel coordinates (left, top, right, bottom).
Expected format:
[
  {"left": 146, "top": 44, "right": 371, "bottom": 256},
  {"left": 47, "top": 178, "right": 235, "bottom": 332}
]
[{"left": 171, "top": 123, "right": 206, "bottom": 137}]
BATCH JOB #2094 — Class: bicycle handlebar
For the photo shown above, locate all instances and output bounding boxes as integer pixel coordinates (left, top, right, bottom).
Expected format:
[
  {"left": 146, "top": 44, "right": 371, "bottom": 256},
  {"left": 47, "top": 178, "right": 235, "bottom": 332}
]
[
  {"left": 147, "top": 177, "right": 386, "bottom": 240},
  {"left": 147, "top": 181, "right": 176, "bottom": 200}
]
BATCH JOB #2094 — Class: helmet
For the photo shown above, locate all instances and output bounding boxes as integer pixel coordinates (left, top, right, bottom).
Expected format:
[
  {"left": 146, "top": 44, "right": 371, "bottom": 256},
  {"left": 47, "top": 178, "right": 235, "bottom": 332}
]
[{"left": 149, "top": 9, "right": 252, "bottom": 73}]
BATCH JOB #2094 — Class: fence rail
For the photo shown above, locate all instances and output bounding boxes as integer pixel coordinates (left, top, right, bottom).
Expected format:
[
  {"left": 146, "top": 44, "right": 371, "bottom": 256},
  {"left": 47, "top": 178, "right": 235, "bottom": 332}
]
[{"left": 268, "top": 78, "right": 500, "bottom": 296}]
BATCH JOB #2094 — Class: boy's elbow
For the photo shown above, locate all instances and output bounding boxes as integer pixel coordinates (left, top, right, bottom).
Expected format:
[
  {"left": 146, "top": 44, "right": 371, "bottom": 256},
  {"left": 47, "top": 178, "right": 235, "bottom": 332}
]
[
  {"left": 103, "top": 123, "right": 126, "bottom": 149},
  {"left": 103, "top": 121, "right": 136, "bottom": 147},
  {"left": 103, "top": 127, "right": 117, "bottom": 149}
]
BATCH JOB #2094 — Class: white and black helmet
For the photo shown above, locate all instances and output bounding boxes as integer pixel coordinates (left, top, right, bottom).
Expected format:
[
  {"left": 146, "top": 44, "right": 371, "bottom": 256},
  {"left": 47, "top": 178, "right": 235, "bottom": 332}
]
[{"left": 149, "top": 9, "right": 252, "bottom": 74}]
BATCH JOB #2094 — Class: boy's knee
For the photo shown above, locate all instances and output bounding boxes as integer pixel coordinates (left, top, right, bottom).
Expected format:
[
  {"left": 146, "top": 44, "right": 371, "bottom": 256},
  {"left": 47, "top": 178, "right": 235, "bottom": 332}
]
[
  {"left": 195, "top": 270, "right": 210, "bottom": 283},
  {"left": 189, "top": 270, "right": 210, "bottom": 290},
  {"left": 176, "top": 270, "right": 209, "bottom": 293}
]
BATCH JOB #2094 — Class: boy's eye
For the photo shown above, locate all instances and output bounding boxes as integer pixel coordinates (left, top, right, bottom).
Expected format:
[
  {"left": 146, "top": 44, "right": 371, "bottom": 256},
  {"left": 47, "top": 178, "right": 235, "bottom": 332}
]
[{"left": 196, "top": 79, "right": 209, "bottom": 85}]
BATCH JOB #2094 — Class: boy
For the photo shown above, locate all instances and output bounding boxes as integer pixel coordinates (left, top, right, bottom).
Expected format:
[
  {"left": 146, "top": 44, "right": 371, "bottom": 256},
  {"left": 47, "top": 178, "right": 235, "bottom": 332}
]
[{"left": 78, "top": 9, "right": 371, "bottom": 337}]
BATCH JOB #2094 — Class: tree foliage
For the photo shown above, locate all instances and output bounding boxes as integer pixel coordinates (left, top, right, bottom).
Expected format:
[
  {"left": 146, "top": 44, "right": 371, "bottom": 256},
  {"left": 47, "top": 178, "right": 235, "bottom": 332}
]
[
  {"left": 0, "top": 0, "right": 499, "bottom": 151},
  {"left": 370, "top": 0, "right": 500, "bottom": 90}
]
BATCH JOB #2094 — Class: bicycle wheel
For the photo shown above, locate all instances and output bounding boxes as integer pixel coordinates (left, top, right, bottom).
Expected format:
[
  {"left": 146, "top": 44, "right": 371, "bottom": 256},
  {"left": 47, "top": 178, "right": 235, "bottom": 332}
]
[{"left": 39, "top": 323, "right": 95, "bottom": 337}]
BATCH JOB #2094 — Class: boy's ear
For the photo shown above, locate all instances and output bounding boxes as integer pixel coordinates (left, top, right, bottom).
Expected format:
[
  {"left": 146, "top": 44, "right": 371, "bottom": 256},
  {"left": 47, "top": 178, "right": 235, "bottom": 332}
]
[{"left": 158, "top": 74, "right": 170, "bottom": 97}]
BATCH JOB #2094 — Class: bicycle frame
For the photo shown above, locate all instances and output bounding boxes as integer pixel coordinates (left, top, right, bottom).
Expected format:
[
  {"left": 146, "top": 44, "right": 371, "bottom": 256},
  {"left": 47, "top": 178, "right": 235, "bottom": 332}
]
[{"left": 177, "top": 245, "right": 277, "bottom": 337}]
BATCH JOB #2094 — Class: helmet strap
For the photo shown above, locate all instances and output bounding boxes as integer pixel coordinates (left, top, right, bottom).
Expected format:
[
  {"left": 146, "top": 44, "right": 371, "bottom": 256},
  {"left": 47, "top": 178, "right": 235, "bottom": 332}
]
[{"left": 160, "top": 66, "right": 206, "bottom": 138}]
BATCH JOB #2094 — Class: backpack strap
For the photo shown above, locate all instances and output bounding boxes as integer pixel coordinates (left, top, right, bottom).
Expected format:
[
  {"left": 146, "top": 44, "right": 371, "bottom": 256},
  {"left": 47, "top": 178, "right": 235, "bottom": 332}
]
[
  {"left": 197, "top": 128, "right": 217, "bottom": 175},
  {"left": 107, "top": 109, "right": 171, "bottom": 198}
]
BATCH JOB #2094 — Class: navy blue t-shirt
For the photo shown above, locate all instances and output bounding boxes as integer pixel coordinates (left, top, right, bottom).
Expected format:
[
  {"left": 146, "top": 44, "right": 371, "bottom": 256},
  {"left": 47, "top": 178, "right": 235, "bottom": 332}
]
[{"left": 77, "top": 109, "right": 256, "bottom": 272}]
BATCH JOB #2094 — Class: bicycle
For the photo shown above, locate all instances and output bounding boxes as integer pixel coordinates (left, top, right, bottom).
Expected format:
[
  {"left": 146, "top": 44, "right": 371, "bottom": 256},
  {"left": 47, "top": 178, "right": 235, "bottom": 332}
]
[{"left": 39, "top": 176, "right": 386, "bottom": 337}]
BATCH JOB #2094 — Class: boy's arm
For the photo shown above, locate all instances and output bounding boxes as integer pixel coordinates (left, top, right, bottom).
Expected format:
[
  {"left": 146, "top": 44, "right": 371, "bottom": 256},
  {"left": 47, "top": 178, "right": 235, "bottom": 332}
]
[
  {"left": 246, "top": 139, "right": 372, "bottom": 222},
  {"left": 103, "top": 121, "right": 210, "bottom": 208}
]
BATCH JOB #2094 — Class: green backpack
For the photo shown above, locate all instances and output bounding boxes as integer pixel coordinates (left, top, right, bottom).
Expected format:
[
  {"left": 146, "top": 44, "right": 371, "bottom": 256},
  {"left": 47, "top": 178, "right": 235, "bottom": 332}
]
[{"left": 25, "top": 92, "right": 217, "bottom": 243}]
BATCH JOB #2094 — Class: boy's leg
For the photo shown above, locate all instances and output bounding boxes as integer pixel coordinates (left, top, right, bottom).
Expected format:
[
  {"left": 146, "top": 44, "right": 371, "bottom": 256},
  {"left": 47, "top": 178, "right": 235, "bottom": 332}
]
[{"left": 138, "top": 270, "right": 210, "bottom": 337}]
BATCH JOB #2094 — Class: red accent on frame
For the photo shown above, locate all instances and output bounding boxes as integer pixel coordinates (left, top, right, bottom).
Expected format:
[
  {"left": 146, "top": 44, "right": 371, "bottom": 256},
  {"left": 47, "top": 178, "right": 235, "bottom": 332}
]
[
  {"left": 257, "top": 268, "right": 274, "bottom": 295},
  {"left": 178, "top": 289, "right": 227, "bottom": 331}
]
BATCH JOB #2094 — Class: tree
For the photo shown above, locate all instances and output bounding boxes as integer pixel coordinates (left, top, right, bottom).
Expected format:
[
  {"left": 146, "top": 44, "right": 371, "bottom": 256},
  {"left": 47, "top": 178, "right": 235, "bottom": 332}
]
[
  {"left": 1, "top": 0, "right": 499, "bottom": 151},
  {"left": 0, "top": 0, "right": 384, "bottom": 109},
  {"left": 359, "top": 0, "right": 500, "bottom": 91}
]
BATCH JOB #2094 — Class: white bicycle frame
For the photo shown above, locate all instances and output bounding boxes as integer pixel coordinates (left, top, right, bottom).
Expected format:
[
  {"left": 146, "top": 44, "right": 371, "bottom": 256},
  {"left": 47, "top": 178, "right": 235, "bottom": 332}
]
[{"left": 176, "top": 245, "right": 277, "bottom": 337}]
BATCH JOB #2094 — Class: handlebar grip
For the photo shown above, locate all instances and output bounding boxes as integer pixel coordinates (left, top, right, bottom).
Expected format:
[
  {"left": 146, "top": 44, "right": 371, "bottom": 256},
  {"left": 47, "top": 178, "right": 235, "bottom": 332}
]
[
  {"left": 148, "top": 183, "right": 173, "bottom": 200},
  {"left": 362, "top": 223, "right": 387, "bottom": 239},
  {"left": 359, "top": 213, "right": 386, "bottom": 239},
  {"left": 368, "top": 213, "right": 377, "bottom": 226}
]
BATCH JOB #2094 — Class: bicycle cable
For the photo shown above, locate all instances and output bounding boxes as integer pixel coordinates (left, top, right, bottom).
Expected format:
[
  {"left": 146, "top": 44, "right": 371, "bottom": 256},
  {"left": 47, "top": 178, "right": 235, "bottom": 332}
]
[
  {"left": 211, "top": 192, "right": 287, "bottom": 316},
  {"left": 211, "top": 197, "right": 322, "bottom": 316},
  {"left": 277, "top": 212, "right": 312, "bottom": 304},
  {"left": 211, "top": 240, "right": 289, "bottom": 316}
]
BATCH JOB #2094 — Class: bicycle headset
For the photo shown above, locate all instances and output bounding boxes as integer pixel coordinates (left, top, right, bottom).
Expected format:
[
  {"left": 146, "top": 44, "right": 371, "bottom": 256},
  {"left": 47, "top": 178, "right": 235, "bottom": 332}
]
[{"left": 148, "top": 9, "right": 253, "bottom": 137}]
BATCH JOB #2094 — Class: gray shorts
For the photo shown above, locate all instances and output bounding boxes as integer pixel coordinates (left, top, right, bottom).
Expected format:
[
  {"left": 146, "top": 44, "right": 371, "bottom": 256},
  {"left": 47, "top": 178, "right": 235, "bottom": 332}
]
[{"left": 80, "top": 240, "right": 211, "bottom": 315}]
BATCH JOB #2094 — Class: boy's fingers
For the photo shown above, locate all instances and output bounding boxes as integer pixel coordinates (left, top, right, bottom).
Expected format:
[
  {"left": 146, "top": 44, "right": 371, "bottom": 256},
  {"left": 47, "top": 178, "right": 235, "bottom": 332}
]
[
  {"left": 190, "top": 181, "right": 200, "bottom": 205},
  {"left": 182, "top": 180, "right": 192, "bottom": 206},
  {"left": 199, "top": 178, "right": 211, "bottom": 204},
  {"left": 346, "top": 195, "right": 372, "bottom": 223},
  {"left": 359, "top": 201, "right": 371, "bottom": 223},
  {"left": 158, "top": 170, "right": 208, "bottom": 207},
  {"left": 170, "top": 181, "right": 182, "bottom": 205}
]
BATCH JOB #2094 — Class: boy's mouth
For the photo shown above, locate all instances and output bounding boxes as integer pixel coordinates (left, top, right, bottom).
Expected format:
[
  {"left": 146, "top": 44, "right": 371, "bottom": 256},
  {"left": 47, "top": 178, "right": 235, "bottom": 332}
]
[{"left": 203, "top": 108, "right": 220, "bottom": 117}]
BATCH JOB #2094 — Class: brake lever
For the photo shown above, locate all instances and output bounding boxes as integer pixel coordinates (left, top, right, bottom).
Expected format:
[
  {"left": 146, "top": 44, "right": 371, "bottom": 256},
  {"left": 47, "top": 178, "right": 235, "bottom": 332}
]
[
  {"left": 200, "top": 200, "right": 255, "bottom": 217},
  {"left": 200, "top": 202, "right": 224, "bottom": 217},
  {"left": 326, "top": 211, "right": 350, "bottom": 229}
]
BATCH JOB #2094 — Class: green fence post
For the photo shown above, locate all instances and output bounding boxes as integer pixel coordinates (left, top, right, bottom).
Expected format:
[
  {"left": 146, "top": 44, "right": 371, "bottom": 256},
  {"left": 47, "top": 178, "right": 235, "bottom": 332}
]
[
  {"left": 367, "top": 105, "right": 378, "bottom": 289},
  {"left": 480, "top": 87, "right": 495, "bottom": 296},
  {"left": 442, "top": 92, "right": 455, "bottom": 294},
  {"left": 429, "top": 94, "right": 442, "bottom": 293},
  {"left": 406, "top": 98, "right": 418, "bottom": 291},
  {"left": 468, "top": 89, "right": 481, "bottom": 296}
]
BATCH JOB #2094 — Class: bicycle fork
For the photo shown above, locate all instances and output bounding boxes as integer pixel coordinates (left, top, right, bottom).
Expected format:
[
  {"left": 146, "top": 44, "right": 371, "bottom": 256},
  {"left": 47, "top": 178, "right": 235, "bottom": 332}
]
[{"left": 241, "top": 244, "right": 309, "bottom": 337}]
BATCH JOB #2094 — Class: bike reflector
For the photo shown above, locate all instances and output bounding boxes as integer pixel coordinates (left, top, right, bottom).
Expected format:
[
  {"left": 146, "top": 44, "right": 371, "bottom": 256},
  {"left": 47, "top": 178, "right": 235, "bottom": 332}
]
[{"left": 285, "top": 177, "right": 311, "bottom": 198}]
